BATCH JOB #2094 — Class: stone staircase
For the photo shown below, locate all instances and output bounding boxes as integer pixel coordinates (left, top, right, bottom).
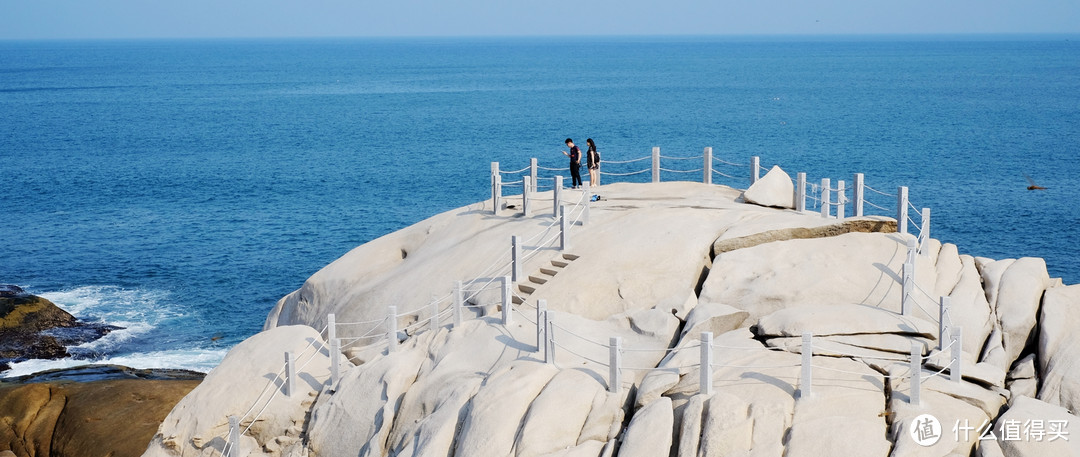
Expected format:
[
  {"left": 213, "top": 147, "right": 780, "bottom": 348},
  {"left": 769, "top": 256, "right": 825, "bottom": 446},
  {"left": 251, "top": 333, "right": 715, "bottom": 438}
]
[{"left": 512, "top": 253, "right": 579, "bottom": 305}]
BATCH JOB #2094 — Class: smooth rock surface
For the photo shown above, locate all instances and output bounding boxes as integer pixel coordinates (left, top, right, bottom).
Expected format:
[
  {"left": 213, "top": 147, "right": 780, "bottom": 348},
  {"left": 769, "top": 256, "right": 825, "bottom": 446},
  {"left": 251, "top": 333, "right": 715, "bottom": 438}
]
[
  {"left": 618, "top": 397, "right": 674, "bottom": 457},
  {"left": 1038, "top": 284, "right": 1080, "bottom": 413},
  {"left": 702, "top": 232, "right": 940, "bottom": 324},
  {"left": 144, "top": 325, "right": 329, "bottom": 457},
  {"left": 141, "top": 182, "right": 1080, "bottom": 457},
  {"left": 0, "top": 377, "right": 199, "bottom": 457},
  {"left": 997, "top": 396, "right": 1080, "bottom": 456},
  {"left": 742, "top": 165, "right": 794, "bottom": 209}
]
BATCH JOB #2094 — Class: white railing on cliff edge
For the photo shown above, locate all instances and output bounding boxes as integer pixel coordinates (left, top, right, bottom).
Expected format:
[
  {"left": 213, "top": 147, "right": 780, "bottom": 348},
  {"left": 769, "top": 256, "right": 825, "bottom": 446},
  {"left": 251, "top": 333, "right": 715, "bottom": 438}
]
[{"left": 492, "top": 147, "right": 931, "bottom": 253}]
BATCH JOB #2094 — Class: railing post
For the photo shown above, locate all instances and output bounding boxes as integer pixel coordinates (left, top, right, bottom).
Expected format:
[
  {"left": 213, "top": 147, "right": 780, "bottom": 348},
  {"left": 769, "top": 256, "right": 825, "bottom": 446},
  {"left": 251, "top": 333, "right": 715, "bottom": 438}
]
[
  {"left": 907, "top": 237, "right": 917, "bottom": 265},
  {"left": 920, "top": 208, "right": 931, "bottom": 255},
  {"left": 609, "top": 337, "right": 622, "bottom": 393},
  {"left": 559, "top": 206, "right": 569, "bottom": 251},
  {"left": 652, "top": 147, "right": 661, "bottom": 183},
  {"left": 453, "top": 281, "right": 463, "bottom": 328},
  {"left": 327, "top": 313, "right": 336, "bottom": 343},
  {"left": 553, "top": 176, "right": 563, "bottom": 218},
  {"left": 939, "top": 296, "right": 951, "bottom": 351},
  {"left": 700, "top": 332, "right": 713, "bottom": 395},
  {"left": 387, "top": 306, "right": 398, "bottom": 353},
  {"left": 522, "top": 176, "right": 531, "bottom": 217},
  {"left": 796, "top": 172, "right": 806, "bottom": 212},
  {"left": 330, "top": 337, "right": 341, "bottom": 387},
  {"left": 501, "top": 275, "right": 512, "bottom": 325},
  {"left": 854, "top": 173, "right": 865, "bottom": 217},
  {"left": 536, "top": 299, "right": 546, "bottom": 353},
  {"left": 494, "top": 174, "right": 502, "bottom": 214},
  {"left": 491, "top": 162, "right": 501, "bottom": 215},
  {"left": 820, "top": 178, "right": 831, "bottom": 218},
  {"left": 285, "top": 351, "right": 296, "bottom": 397},
  {"left": 950, "top": 327, "right": 963, "bottom": 382},
  {"left": 897, "top": 186, "right": 909, "bottom": 235},
  {"left": 511, "top": 236, "right": 522, "bottom": 282},
  {"left": 545, "top": 310, "right": 556, "bottom": 364},
  {"left": 530, "top": 157, "right": 538, "bottom": 191},
  {"left": 800, "top": 332, "right": 813, "bottom": 399},
  {"left": 750, "top": 156, "right": 761, "bottom": 185},
  {"left": 836, "top": 180, "right": 846, "bottom": 219},
  {"left": 703, "top": 147, "right": 713, "bottom": 185},
  {"left": 227, "top": 415, "right": 240, "bottom": 457},
  {"left": 909, "top": 342, "right": 921, "bottom": 405},
  {"left": 902, "top": 263, "right": 913, "bottom": 316}
]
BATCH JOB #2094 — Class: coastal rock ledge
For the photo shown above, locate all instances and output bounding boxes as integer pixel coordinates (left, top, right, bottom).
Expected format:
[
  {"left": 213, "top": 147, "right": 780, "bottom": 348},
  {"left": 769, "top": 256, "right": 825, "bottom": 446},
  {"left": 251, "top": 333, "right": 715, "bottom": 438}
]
[{"left": 141, "top": 182, "right": 1079, "bottom": 457}]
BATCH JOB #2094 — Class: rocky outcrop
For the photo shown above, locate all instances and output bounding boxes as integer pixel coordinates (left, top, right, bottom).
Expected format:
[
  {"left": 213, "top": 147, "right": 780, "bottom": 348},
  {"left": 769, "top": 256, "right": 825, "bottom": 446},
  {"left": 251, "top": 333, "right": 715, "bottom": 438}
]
[
  {"left": 142, "top": 182, "right": 1080, "bottom": 457},
  {"left": 0, "top": 366, "right": 201, "bottom": 457},
  {"left": 0, "top": 288, "right": 118, "bottom": 368}
]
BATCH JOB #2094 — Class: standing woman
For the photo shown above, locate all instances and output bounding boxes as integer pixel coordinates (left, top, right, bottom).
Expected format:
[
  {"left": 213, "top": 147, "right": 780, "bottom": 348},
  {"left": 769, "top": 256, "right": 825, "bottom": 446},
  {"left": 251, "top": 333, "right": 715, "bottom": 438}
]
[
  {"left": 562, "top": 138, "right": 583, "bottom": 189},
  {"left": 586, "top": 138, "right": 600, "bottom": 187}
]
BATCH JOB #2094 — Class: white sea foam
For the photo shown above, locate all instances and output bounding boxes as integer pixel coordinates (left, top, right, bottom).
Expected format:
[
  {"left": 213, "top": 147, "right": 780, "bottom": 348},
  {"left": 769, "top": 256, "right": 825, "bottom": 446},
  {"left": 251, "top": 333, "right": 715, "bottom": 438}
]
[
  {"left": 39, "top": 285, "right": 180, "bottom": 327},
  {"left": 5, "top": 285, "right": 227, "bottom": 377},
  {"left": 2, "top": 348, "right": 226, "bottom": 378}
]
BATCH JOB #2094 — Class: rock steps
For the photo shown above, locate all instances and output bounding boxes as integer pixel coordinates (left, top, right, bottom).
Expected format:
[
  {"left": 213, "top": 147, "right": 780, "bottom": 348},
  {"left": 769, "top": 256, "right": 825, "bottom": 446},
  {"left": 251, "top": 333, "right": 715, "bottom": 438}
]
[{"left": 512, "top": 253, "right": 578, "bottom": 305}]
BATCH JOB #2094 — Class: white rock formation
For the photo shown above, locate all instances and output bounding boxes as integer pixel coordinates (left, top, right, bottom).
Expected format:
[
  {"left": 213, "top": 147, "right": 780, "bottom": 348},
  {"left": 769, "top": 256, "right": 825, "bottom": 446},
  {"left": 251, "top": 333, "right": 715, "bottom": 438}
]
[
  {"left": 144, "top": 326, "right": 331, "bottom": 457},
  {"left": 978, "top": 395, "right": 1080, "bottom": 456},
  {"left": 143, "top": 181, "right": 1079, "bottom": 457},
  {"left": 1038, "top": 284, "right": 1080, "bottom": 413},
  {"left": 742, "top": 165, "right": 794, "bottom": 209}
]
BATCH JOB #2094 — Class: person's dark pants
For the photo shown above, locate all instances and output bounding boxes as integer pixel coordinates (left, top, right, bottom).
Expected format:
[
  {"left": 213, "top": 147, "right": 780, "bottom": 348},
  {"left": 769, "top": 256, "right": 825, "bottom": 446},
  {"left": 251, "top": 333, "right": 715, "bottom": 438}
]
[{"left": 570, "top": 166, "right": 582, "bottom": 188}]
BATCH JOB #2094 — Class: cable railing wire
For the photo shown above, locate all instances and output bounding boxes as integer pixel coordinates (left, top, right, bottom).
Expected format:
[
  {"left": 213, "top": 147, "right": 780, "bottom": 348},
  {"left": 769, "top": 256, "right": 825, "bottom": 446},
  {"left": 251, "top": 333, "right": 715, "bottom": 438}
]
[
  {"left": 602, "top": 155, "right": 651, "bottom": 164},
  {"left": 659, "top": 154, "right": 704, "bottom": 161},
  {"left": 659, "top": 167, "right": 704, "bottom": 173},
  {"left": 600, "top": 168, "right": 651, "bottom": 177}
]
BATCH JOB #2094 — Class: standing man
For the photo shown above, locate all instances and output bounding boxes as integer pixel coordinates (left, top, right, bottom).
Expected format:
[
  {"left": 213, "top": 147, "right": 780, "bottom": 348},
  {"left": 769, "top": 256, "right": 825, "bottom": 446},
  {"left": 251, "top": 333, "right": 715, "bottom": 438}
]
[{"left": 561, "top": 138, "right": 583, "bottom": 189}]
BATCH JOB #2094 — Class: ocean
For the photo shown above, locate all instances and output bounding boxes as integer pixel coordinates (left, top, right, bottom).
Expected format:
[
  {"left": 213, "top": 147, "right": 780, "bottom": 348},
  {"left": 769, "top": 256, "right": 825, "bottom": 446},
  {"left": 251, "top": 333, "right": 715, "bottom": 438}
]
[{"left": 2, "top": 35, "right": 1078, "bottom": 376}]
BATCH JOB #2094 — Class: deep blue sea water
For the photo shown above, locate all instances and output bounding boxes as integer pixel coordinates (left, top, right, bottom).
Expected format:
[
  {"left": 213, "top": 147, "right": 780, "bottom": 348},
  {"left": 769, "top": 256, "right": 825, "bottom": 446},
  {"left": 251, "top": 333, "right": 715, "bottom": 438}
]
[{"left": 2, "top": 35, "right": 1078, "bottom": 376}]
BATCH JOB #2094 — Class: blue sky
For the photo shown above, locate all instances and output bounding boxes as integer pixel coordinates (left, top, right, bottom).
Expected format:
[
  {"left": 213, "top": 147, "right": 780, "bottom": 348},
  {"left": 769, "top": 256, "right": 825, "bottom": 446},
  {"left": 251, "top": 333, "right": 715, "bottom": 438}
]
[{"left": 2, "top": 0, "right": 1079, "bottom": 40}]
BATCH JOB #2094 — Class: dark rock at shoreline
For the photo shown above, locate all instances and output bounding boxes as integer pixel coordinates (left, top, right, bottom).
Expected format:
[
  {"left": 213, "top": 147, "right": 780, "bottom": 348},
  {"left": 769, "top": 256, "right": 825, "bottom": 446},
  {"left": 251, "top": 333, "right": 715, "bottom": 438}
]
[
  {"left": 4, "top": 363, "right": 206, "bottom": 384},
  {"left": 0, "top": 285, "right": 25, "bottom": 298},
  {"left": 0, "top": 291, "right": 121, "bottom": 369},
  {"left": 0, "top": 365, "right": 203, "bottom": 457}
]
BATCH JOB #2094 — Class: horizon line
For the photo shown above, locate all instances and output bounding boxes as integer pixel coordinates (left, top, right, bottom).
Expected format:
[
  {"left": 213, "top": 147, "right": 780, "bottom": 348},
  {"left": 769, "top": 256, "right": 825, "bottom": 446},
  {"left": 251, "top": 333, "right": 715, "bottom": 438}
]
[{"left": 3, "top": 31, "right": 1079, "bottom": 43}]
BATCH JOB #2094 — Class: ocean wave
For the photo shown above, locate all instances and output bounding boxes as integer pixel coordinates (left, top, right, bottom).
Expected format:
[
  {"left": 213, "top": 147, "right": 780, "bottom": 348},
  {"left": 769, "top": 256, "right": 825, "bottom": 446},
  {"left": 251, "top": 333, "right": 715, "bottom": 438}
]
[
  {"left": 1, "top": 348, "right": 226, "bottom": 378},
  {"left": 39, "top": 285, "right": 178, "bottom": 323}
]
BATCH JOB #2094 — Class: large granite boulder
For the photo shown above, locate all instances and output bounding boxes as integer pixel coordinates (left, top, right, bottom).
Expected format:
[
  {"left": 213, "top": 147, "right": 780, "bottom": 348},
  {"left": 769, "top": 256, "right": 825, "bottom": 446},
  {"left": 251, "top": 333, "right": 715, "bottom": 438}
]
[
  {"left": 742, "top": 165, "right": 794, "bottom": 209},
  {"left": 986, "top": 258, "right": 1050, "bottom": 369},
  {"left": 987, "top": 396, "right": 1080, "bottom": 456},
  {"left": 1038, "top": 284, "right": 1080, "bottom": 412}
]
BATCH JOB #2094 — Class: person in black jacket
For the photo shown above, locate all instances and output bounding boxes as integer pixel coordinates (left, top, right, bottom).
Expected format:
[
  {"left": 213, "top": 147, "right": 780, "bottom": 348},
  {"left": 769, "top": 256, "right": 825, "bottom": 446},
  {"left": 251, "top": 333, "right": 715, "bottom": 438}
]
[{"left": 561, "top": 138, "right": 583, "bottom": 189}]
